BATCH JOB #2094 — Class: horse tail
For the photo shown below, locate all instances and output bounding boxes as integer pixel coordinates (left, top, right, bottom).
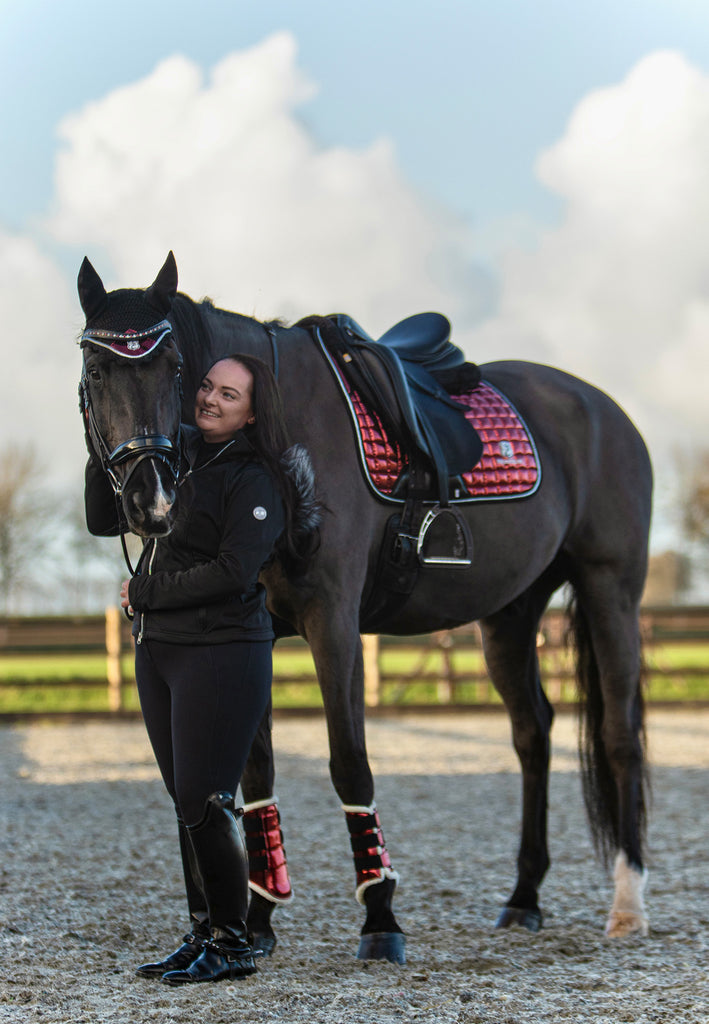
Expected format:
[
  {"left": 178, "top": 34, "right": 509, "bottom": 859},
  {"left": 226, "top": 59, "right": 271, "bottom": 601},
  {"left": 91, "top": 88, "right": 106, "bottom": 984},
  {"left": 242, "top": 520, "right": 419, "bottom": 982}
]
[
  {"left": 566, "top": 590, "right": 648, "bottom": 868},
  {"left": 277, "top": 443, "right": 323, "bottom": 577}
]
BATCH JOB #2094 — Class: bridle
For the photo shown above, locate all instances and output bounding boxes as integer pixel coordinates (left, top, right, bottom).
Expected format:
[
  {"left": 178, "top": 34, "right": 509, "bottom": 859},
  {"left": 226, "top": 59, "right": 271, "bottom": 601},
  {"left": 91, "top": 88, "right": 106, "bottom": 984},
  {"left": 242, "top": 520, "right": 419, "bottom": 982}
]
[
  {"left": 79, "top": 319, "right": 183, "bottom": 571},
  {"left": 79, "top": 319, "right": 183, "bottom": 496}
]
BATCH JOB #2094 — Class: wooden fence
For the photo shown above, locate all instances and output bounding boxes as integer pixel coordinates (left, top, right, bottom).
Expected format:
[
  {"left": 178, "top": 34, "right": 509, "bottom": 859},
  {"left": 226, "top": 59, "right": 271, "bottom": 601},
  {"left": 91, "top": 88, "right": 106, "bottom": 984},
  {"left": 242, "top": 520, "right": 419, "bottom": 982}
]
[{"left": 0, "top": 606, "right": 708, "bottom": 714}]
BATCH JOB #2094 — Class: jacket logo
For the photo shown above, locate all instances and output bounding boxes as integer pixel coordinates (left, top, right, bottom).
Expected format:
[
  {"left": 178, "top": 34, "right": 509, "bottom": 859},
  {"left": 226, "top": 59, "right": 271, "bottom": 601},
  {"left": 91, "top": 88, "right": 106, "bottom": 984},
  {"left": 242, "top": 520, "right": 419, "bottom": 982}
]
[{"left": 253, "top": 506, "right": 268, "bottom": 520}]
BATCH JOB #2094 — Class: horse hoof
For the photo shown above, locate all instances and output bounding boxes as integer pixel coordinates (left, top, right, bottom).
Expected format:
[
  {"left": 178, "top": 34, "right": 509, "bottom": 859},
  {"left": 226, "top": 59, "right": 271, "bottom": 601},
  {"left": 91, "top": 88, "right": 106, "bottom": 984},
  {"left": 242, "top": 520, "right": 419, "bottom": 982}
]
[
  {"left": 357, "top": 931, "right": 406, "bottom": 964},
  {"left": 250, "top": 932, "right": 277, "bottom": 957},
  {"left": 606, "top": 854, "right": 649, "bottom": 937},
  {"left": 605, "top": 911, "right": 649, "bottom": 938},
  {"left": 495, "top": 906, "right": 542, "bottom": 932}
]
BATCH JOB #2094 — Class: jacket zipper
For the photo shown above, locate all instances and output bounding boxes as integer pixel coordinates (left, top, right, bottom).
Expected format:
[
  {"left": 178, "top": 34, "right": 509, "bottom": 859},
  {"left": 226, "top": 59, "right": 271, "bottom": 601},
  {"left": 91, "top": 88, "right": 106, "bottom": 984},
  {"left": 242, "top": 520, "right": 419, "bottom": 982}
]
[
  {"left": 136, "top": 539, "right": 158, "bottom": 645},
  {"left": 135, "top": 439, "right": 236, "bottom": 644}
]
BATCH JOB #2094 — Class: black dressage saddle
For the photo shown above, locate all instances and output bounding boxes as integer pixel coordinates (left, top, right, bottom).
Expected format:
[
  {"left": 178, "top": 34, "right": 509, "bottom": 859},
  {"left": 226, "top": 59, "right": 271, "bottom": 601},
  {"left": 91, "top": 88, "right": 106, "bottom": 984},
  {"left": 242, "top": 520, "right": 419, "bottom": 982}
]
[{"left": 326, "top": 312, "right": 483, "bottom": 505}]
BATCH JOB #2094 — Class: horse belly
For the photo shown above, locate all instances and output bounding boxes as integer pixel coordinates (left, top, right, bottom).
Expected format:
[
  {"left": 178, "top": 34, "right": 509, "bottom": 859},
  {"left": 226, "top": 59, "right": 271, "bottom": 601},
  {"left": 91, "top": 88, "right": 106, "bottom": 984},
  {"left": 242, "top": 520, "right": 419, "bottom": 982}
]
[{"left": 365, "top": 569, "right": 494, "bottom": 635}]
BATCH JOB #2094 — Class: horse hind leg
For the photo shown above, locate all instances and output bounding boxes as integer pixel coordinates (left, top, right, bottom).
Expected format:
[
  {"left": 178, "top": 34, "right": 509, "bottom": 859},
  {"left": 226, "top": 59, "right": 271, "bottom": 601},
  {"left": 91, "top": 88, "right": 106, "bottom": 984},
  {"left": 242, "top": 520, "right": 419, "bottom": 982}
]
[
  {"left": 479, "top": 583, "right": 557, "bottom": 932},
  {"left": 607, "top": 849, "right": 648, "bottom": 938},
  {"left": 568, "top": 572, "right": 649, "bottom": 938}
]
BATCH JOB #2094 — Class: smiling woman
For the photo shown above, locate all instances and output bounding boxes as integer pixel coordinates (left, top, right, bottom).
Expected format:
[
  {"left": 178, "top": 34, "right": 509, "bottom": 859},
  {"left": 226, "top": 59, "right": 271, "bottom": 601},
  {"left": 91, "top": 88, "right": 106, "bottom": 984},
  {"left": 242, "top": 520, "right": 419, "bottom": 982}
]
[{"left": 195, "top": 359, "right": 256, "bottom": 442}]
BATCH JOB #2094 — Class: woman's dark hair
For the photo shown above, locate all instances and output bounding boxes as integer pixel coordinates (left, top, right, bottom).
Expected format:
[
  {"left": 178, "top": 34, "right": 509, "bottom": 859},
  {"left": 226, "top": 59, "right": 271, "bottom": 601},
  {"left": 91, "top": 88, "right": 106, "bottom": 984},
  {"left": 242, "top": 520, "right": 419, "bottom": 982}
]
[
  {"left": 217, "top": 353, "right": 290, "bottom": 462},
  {"left": 209, "top": 353, "right": 319, "bottom": 574}
]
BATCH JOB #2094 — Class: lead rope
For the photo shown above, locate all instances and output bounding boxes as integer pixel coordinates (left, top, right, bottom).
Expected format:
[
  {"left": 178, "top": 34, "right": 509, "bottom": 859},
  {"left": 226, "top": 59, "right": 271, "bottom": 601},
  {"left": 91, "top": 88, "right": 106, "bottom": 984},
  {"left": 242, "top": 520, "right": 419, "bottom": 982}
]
[
  {"left": 120, "top": 530, "right": 137, "bottom": 579},
  {"left": 120, "top": 515, "right": 142, "bottom": 622}
]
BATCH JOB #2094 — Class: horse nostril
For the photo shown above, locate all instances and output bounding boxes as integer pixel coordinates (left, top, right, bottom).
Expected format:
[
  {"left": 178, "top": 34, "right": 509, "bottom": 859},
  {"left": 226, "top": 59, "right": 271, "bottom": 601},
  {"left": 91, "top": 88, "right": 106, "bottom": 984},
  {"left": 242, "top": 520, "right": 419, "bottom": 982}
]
[
  {"left": 129, "top": 492, "right": 145, "bottom": 516},
  {"left": 121, "top": 461, "right": 177, "bottom": 534}
]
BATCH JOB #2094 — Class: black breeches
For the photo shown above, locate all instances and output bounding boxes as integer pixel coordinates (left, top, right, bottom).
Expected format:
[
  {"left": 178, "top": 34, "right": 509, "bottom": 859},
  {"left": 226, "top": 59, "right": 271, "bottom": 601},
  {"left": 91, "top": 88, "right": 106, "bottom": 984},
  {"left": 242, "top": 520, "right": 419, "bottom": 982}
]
[{"left": 135, "top": 639, "right": 272, "bottom": 826}]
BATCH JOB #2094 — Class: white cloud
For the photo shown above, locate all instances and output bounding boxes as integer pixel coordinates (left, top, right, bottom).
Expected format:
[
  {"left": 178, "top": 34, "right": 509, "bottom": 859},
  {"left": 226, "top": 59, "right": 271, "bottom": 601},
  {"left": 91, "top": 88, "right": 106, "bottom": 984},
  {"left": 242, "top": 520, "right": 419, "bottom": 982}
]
[
  {"left": 1, "top": 32, "right": 488, "bottom": 491},
  {"left": 0, "top": 230, "right": 83, "bottom": 484},
  {"left": 6, "top": 40, "right": 709, "bottom": 547},
  {"left": 47, "top": 31, "right": 483, "bottom": 331},
  {"left": 469, "top": 50, "right": 709, "bottom": 467}
]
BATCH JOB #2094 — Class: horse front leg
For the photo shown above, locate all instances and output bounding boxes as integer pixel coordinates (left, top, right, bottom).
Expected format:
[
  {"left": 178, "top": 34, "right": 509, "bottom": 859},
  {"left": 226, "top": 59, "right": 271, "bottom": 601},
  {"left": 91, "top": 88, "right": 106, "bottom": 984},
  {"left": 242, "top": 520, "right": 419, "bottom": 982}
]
[
  {"left": 307, "top": 610, "right": 406, "bottom": 963},
  {"left": 240, "top": 698, "right": 293, "bottom": 956}
]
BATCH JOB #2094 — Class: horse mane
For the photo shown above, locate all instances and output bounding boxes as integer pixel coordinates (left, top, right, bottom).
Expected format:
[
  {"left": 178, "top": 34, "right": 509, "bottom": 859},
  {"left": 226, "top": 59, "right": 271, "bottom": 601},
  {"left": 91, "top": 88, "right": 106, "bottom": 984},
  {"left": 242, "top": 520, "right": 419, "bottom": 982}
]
[
  {"left": 169, "top": 294, "right": 214, "bottom": 402},
  {"left": 170, "top": 294, "right": 286, "bottom": 384}
]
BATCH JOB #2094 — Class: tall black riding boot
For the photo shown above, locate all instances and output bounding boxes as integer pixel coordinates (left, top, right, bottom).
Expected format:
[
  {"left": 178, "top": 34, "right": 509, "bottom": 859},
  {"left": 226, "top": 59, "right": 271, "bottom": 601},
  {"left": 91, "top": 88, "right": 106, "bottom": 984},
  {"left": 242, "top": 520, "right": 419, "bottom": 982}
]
[
  {"left": 162, "top": 792, "right": 257, "bottom": 985},
  {"left": 136, "top": 818, "right": 210, "bottom": 978}
]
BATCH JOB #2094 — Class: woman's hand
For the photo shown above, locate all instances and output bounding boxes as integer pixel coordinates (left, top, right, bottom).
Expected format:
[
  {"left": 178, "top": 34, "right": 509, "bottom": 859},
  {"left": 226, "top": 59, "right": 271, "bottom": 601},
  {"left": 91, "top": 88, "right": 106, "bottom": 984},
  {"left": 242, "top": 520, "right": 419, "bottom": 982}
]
[{"left": 120, "top": 580, "right": 133, "bottom": 616}]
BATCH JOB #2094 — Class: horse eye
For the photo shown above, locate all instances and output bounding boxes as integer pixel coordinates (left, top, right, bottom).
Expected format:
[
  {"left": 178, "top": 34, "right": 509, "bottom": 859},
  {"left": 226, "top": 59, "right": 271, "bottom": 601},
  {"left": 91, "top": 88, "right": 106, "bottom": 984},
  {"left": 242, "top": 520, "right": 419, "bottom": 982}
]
[{"left": 88, "top": 367, "right": 102, "bottom": 383}]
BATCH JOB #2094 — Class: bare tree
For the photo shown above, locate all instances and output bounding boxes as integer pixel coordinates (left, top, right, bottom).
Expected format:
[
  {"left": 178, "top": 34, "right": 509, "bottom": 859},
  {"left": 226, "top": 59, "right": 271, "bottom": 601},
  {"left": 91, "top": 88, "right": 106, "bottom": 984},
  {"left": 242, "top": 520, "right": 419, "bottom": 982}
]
[
  {"left": 681, "top": 449, "right": 709, "bottom": 547},
  {"left": 0, "top": 443, "right": 54, "bottom": 612},
  {"left": 644, "top": 550, "right": 691, "bottom": 605},
  {"left": 667, "top": 447, "right": 709, "bottom": 602},
  {"left": 53, "top": 494, "right": 130, "bottom": 613}
]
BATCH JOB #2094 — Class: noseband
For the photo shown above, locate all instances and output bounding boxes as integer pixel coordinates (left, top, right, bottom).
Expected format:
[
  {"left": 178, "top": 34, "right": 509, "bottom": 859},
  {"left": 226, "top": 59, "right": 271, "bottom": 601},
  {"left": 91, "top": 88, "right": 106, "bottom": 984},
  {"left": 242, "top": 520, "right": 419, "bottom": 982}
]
[{"left": 79, "top": 319, "right": 183, "bottom": 502}]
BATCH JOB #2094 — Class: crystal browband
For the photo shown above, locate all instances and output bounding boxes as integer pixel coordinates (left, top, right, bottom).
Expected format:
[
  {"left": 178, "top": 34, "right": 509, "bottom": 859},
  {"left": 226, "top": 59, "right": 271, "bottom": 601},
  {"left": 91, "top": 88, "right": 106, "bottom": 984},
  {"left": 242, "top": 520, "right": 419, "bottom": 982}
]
[{"left": 80, "top": 319, "right": 173, "bottom": 359}]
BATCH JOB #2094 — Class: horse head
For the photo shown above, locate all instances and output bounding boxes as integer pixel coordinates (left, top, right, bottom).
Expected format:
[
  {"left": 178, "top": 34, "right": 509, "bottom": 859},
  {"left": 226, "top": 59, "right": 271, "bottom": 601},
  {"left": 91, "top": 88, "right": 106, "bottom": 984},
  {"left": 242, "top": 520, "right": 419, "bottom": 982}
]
[{"left": 78, "top": 253, "right": 183, "bottom": 538}]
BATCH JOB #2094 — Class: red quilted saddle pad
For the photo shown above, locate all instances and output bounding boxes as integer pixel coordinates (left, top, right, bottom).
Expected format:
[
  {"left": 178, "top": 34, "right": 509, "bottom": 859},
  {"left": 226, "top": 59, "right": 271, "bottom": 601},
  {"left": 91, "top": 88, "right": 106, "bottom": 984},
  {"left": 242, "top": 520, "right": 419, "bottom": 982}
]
[{"left": 344, "top": 379, "right": 540, "bottom": 502}]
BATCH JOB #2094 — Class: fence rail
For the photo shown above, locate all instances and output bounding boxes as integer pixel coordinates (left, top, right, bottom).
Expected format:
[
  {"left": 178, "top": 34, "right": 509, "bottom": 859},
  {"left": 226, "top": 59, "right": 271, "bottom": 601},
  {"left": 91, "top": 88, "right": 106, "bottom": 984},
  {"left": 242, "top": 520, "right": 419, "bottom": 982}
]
[{"left": 0, "top": 606, "right": 708, "bottom": 715}]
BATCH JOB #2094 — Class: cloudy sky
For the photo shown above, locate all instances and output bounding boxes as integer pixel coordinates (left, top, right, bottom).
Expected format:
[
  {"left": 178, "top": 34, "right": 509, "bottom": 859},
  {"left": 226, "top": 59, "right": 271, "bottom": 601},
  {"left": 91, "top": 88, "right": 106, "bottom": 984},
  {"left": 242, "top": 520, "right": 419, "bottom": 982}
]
[{"left": 3, "top": 0, "right": 709, "bottom": 550}]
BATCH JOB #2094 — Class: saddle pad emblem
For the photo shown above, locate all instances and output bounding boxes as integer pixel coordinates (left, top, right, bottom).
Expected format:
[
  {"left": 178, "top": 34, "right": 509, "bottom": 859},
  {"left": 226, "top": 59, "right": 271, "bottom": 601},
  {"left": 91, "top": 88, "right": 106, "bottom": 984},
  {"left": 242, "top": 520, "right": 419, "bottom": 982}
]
[{"left": 343, "top": 378, "right": 541, "bottom": 503}]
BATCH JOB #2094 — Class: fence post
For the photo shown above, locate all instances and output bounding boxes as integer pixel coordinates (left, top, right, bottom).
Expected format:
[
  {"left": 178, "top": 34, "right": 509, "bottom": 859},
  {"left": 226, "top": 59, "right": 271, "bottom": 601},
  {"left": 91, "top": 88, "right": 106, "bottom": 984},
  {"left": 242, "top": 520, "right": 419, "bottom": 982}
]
[
  {"left": 362, "top": 634, "right": 381, "bottom": 707},
  {"left": 105, "top": 606, "right": 124, "bottom": 712},
  {"left": 435, "top": 631, "right": 454, "bottom": 703}
]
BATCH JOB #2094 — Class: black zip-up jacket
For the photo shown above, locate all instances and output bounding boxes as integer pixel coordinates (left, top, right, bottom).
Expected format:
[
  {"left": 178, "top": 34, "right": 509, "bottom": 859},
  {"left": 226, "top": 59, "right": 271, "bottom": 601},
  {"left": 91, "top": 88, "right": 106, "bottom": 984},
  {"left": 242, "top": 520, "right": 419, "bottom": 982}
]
[{"left": 85, "top": 427, "right": 285, "bottom": 644}]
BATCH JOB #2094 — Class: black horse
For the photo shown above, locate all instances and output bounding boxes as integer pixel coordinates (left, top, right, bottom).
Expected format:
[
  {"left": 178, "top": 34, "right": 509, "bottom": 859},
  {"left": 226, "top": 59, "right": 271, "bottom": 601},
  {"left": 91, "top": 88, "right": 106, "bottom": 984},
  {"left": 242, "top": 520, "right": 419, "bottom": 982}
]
[{"left": 77, "top": 253, "right": 653, "bottom": 963}]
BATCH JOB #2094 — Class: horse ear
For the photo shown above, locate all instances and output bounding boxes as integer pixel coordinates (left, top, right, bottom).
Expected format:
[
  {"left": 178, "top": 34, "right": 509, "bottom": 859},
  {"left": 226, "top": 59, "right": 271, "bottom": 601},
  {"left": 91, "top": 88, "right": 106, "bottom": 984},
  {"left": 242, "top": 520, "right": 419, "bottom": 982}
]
[
  {"left": 77, "top": 257, "right": 108, "bottom": 322},
  {"left": 145, "top": 251, "right": 178, "bottom": 315}
]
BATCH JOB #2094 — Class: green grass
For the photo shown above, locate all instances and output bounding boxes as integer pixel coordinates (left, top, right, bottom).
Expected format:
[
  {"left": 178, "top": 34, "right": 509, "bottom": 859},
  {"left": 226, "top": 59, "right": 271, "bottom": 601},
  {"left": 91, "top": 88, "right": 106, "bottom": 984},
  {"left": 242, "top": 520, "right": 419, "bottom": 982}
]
[
  {"left": 0, "top": 640, "right": 708, "bottom": 714},
  {"left": 0, "top": 647, "right": 324, "bottom": 714},
  {"left": 0, "top": 683, "right": 142, "bottom": 714},
  {"left": 0, "top": 654, "right": 124, "bottom": 681}
]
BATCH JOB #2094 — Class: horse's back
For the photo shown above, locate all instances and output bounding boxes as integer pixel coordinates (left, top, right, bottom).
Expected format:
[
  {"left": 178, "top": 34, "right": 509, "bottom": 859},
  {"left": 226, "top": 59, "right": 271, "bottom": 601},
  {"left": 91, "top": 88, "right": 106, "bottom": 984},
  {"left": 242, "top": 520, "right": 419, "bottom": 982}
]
[
  {"left": 480, "top": 359, "right": 652, "bottom": 567},
  {"left": 480, "top": 359, "right": 651, "bottom": 482}
]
